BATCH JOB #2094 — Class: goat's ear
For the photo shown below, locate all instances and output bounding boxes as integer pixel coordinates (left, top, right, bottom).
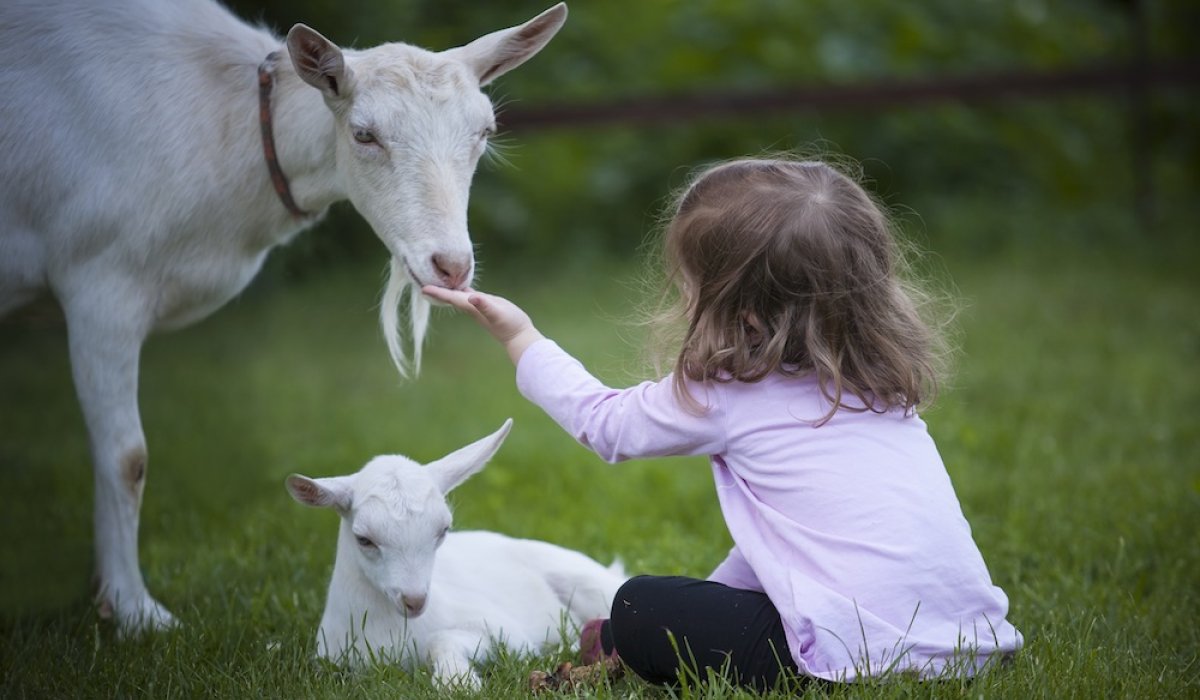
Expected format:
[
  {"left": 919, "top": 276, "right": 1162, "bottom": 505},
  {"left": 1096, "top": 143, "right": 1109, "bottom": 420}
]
[
  {"left": 286, "top": 474, "right": 353, "bottom": 512},
  {"left": 428, "top": 419, "right": 513, "bottom": 494},
  {"left": 286, "top": 24, "right": 351, "bottom": 99},
  {"left": 445, "top": 4, "right": 567, "bottom": 86}
]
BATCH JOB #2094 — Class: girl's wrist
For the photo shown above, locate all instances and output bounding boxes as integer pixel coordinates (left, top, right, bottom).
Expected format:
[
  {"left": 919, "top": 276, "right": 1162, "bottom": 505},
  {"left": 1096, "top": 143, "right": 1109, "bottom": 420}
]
[{"left": 505, "top": 327, "right": 545, "bottom": 366}]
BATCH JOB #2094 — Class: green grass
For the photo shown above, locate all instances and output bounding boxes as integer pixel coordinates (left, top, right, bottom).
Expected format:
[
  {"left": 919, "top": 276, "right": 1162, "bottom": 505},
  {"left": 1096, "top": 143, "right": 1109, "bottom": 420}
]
[{"left": 1, "top": 209, "right": 1197, "bottom": 698}]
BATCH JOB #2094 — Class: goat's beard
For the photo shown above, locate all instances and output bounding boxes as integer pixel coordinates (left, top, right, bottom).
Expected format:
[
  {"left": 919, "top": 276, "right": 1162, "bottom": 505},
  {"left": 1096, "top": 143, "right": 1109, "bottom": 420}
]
[{"left": 380, "top": 256, "right": 430, "bottom": 379}]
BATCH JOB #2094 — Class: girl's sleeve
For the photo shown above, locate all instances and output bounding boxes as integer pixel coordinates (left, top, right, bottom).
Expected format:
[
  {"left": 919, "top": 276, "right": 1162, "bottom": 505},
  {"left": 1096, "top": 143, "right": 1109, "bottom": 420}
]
[
  {"left": 516, "top": 338, "right": 726, "bottom": 462},
  {"left": 708, "top": 546, "right": 764, "bottom": 592}
]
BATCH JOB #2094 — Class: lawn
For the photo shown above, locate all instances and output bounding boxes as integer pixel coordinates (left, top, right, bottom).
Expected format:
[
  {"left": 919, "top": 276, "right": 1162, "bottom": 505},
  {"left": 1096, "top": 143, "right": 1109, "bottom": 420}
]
[{"left": 0, "top": 203, "right": 1196, "bottom": 698}]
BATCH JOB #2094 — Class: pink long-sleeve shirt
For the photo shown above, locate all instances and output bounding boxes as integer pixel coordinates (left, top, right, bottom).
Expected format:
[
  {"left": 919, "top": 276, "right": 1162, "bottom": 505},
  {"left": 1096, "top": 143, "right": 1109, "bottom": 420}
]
[{"left": 517, "top": 339, "right": 1022, "bottom": 681}]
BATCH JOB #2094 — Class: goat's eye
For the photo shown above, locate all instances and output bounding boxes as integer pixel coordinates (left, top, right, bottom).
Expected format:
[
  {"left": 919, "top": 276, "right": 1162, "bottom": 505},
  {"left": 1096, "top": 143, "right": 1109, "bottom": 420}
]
[
  {"left": 352, "top": 128, "right": 377, "bottom": 145},
  {"left": 355, "top": 535, "right": 376, "bottom": 548}
]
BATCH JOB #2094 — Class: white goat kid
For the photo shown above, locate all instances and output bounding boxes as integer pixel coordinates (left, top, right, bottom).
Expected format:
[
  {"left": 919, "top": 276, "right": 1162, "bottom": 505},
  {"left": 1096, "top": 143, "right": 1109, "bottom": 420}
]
[
  {"left": 0, "top": 0, "right": 566, "bottom": 633},
  {"left": 286, "top": 420, "right": 625, "bottom": 687}
]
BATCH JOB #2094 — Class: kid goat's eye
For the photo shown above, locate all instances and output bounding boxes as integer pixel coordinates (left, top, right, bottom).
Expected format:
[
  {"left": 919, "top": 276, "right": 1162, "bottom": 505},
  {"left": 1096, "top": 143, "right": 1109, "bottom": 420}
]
[
  {"left": 355, "top": 535, "right": 376, "bottom": 548},
  {"left": 352, "top": 128, "right": 376, "bottom": 144}
]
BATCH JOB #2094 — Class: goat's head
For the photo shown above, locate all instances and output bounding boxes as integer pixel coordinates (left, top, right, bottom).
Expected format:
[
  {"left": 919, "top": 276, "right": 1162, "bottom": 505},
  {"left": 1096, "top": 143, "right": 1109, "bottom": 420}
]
[
  {"left": 284, "top": 6, "right": 567, "bottom": 377},
  {"left": 286, "top": 419, "right": 512, "bottom": 618}
]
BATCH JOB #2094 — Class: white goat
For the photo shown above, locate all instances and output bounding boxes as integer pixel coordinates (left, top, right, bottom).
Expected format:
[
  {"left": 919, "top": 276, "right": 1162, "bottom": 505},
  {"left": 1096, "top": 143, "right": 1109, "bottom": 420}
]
[
  {"left": 286, "top": 420, "right": 626, "bottom": 687},
  {"left": 0, "top": 0, "right": 566, "bottom": 632}
]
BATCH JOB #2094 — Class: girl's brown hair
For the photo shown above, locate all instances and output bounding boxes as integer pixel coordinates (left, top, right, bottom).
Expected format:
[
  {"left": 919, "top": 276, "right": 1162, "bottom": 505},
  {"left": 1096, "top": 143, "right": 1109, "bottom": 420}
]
[{"left": 652, "top": 158, "right": 948, "bottom": 423}]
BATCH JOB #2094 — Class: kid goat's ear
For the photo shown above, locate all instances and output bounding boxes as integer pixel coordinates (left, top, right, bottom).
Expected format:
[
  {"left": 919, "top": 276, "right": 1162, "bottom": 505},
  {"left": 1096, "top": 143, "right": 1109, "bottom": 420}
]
[
  {"left": 286, "top": 24, "right": 350, "bottom": 99},
  {"left": 427, "top": 419, "right": 514, "bottom": 494},
  {"left": 445, "top": 4, "right": 567, "bottom": 86},
  {"left": 286, "top": 474, "right": 353, "bottom": 511}
]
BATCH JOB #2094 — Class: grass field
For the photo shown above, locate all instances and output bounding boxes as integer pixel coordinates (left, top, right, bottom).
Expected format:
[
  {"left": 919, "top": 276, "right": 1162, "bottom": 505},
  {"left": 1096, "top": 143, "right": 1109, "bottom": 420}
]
[{"left": 1, "top": 204, "right": 1197, "bottom": 698}]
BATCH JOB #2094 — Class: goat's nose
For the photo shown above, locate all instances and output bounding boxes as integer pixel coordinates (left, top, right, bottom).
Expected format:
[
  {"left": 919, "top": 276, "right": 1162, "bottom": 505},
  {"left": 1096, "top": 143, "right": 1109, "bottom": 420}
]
[
  {"left": 401, "top": 594, "right": 427, "bottom": 616},
  {"left": 431, "top": 253, "right": 472, "bottom": 290}
]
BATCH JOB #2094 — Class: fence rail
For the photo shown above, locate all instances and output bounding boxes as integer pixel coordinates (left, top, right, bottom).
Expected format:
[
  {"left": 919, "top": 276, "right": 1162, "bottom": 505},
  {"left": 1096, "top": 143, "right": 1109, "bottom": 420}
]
[{"left": 498, "top": 60, "right": 1199, "bottom": 131}]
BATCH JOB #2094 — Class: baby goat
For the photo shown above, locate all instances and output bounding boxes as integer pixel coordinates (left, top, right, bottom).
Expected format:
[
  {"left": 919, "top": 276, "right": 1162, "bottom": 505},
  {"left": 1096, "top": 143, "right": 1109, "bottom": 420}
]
[{"left": 286, "top": 419, "right": 626, "bottom": 686}]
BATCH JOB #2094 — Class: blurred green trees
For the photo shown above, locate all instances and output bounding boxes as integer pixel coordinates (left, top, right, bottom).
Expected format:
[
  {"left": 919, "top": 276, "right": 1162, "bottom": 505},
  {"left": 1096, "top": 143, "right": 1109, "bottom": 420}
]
[{"left": 228, "top": 0, "right": 1197, "bottom": 265}]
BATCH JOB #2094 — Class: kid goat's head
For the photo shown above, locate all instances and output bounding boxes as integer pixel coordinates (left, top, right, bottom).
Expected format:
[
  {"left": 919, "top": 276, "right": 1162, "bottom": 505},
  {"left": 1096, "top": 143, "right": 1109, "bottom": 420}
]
[
  {"left": 286, "top": 419, "right": 512, "bottom": 618},
  {"left": 285, "top": 5, "right": 567, "bottom": 377}
]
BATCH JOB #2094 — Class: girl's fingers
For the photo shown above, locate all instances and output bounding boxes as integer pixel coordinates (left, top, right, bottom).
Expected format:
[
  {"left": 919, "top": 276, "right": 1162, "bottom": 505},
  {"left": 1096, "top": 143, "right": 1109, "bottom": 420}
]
[
  {"left": 423, "top": 286, "right": 499, "bottom": 330},
  {"left": 421, "top": 285, "right": 447, "bottom": 302},
  {"left": 468, "top": 294, "right": 509, "bottom": 328},
  {"left": 422, "top": 285, "right": 471, "bottom": 309},
  {"left": 468, "top": 294, "right": 493, "bottom": 316}
]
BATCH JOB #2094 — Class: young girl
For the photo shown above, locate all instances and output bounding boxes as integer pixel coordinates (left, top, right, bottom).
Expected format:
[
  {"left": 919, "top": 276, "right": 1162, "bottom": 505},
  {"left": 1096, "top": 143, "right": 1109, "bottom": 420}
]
[{"left": 424, "top": 158, "right": 1022, "bottom": 688}]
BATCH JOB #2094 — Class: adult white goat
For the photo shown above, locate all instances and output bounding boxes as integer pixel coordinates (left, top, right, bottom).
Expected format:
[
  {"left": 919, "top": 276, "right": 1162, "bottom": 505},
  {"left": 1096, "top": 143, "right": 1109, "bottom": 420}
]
[
  {"left": 286, "top": 420, "right": 626, "bottom": 687},
  {"left": 0, "top": 0, "right": 566, "bottom": 632}
]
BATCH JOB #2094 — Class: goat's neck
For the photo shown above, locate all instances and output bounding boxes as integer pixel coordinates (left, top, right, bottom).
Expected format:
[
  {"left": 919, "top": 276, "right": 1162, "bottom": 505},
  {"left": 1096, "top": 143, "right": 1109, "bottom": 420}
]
[{"left": 261, "top": 56, "right": 345, "bottom": 220}]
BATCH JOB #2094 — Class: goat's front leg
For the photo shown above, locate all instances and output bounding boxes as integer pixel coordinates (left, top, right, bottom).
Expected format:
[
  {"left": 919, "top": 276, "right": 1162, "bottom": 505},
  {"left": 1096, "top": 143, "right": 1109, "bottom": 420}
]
[
  {"left": 426, "top": 630, "right": 485, "bottom": 689},
  {"left": 63, "top": 292, "right": 176, "bottom": 634}
]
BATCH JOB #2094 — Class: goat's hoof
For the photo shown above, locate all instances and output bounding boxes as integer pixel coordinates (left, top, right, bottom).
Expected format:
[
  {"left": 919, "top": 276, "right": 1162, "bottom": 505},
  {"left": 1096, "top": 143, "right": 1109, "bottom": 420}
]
[{"left": 110, "top": 595, "right": 179, "bottom": 637}]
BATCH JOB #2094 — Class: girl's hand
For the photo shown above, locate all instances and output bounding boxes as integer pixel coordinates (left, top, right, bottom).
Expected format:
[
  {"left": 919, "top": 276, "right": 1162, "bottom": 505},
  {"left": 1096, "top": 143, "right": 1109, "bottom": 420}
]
[{"left": 422, "top": 286, "right": 545, "bottom": 365}]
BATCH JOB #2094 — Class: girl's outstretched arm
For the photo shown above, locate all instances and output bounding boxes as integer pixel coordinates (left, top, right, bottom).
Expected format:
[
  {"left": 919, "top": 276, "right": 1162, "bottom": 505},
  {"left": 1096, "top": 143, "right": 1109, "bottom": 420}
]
[
  {"left": 422, "top": 286, "right": 545, "bottom": 365},
  {"left": 425, "top": 285, "right": 726, "bottom": 462}
]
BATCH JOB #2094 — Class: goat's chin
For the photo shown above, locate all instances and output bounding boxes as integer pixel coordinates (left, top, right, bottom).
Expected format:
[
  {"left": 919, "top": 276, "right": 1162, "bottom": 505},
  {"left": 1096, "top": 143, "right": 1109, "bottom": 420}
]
[{"left": 398, "top": 257, "right": 427, "bottom": 287}]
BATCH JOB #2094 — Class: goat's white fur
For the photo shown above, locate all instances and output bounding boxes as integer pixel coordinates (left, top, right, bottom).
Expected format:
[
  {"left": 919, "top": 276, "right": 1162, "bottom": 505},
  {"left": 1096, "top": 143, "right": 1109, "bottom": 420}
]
[
  {"left": 0, "top": 0, "right": 567, "bottom": 632},
  {"left": 287, "top": 420, "right": 626, "bottom": 687}
]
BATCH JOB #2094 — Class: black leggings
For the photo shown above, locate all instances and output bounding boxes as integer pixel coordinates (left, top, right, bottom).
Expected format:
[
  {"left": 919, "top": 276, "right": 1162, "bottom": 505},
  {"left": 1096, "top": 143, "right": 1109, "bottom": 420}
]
[{"left": 603, "top": 575, "right": 798, "bottom": 690}]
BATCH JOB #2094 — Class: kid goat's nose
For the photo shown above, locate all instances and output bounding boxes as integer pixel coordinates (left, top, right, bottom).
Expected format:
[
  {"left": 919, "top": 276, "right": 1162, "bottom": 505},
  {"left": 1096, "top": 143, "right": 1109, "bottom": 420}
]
[
  {"left": 431, "top": 253, "right": 471, "bottom": 290},
  {"left": 401, "top": 593, "right": 427, "bottom": 616}
]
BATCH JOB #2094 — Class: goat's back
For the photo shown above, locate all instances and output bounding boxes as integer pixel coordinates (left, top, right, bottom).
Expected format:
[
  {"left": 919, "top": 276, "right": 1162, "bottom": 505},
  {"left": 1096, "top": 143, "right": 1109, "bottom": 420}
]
[
  {"left": 0, "top": 0, "right": 295, "bottom": 319},
  {"left": 0, "top": 0, "right": 273, "bottom": 201},
  {"left": 0, "top": 1, "right": 275, "bottom": 265},
  {"left": 386, "top": 531, "right": 624, "bottom": 656}
]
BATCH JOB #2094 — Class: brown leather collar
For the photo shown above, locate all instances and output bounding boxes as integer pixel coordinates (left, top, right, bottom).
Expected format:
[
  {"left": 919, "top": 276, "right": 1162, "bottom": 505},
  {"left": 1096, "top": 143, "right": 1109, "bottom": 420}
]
[{"left": 257, "top": 52, "right": 310, "bottom": 219}]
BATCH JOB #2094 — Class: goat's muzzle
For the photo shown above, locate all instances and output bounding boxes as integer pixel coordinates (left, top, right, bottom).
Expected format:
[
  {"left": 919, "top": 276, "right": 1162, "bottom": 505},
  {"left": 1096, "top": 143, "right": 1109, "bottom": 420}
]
[
  {"left": 431, "top": 252, "right": 472, "bottom": 290},
  {"left": 400, "top": 593, "right": 428, "bottom": 617}
]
